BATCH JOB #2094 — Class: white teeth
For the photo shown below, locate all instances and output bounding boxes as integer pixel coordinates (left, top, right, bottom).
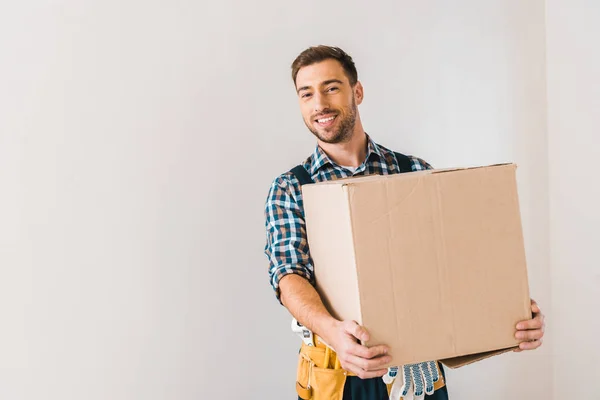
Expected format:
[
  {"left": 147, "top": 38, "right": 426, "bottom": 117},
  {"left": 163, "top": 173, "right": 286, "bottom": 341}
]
[{"left": 317, "top": 116, "right": 335, "bottom": 123}]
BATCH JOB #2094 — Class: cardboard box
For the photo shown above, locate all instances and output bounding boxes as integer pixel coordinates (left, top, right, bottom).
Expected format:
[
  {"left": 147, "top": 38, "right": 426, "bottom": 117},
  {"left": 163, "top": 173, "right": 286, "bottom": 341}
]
[{"left": 302, "top": 163, "right": 532, "bottom": 368}]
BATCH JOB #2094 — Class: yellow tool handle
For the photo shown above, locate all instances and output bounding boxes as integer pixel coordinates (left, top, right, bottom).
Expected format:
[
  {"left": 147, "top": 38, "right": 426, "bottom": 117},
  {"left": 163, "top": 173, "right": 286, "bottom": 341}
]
[{"left": 324, "top": 346, "right": 331, "bottom": 368}]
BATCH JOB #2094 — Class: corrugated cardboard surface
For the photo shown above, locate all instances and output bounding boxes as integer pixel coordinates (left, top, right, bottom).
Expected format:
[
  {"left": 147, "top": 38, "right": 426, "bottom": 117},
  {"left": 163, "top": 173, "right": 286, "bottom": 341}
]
[{"left": 302, "top": 164, "right": 532, "bottom": 368}]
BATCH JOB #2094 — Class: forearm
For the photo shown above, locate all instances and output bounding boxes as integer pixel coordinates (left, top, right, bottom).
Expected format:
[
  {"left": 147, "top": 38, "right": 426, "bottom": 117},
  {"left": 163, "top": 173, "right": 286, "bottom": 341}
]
[{"left": 279, "top": 274, "right": 339, "bottom": 343}]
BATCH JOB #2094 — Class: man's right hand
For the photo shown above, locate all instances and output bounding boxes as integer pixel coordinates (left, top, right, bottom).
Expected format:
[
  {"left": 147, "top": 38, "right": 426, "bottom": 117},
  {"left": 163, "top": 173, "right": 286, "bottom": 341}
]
[
  {"left": 324, "top": 320, "right": 391, "bottom": 379},
  {"left": 279, "top": 275, "right": 391, "bottom": 379}
]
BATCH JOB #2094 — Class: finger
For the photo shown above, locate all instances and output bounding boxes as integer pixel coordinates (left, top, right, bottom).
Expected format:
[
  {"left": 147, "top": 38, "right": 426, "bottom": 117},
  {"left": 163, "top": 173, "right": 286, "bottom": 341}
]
[
  {"left": 419, "top": 363, "right": 435, "bottom": 395},
  {"left": 346, "top": 354, "right": 392, "bottom": 372},
  {"left": 516, "top": 315, "right": 544, "bottom": 330},
  {"left": 425, "top": 360, "right": 439, "bottom": 383},
  {"left": 519, "top": 338, "right": 543, "bottom": 351},
  {"left": 530, "top": 298, "right": 537, "bottom": 305},
  {"left": 348, "top": 341, "right": 389, "bottom": 359},
  {"left": 515, "top": 329, "right": 544, "bottom": 341},
  {"left": 344, "top": 320, "right": 370, "bottom": 342},
  {"left": 401, "top": 365, "right": 412, "bottom": 396},
  {"left": 341, "top": 360, "right": 388, "bottom": 379},
  {"left": 343, "top": 352, "right": 392, "bottom": 372},
  {"left": 531, "top": 303, "right": 541, "bottom": 314}
]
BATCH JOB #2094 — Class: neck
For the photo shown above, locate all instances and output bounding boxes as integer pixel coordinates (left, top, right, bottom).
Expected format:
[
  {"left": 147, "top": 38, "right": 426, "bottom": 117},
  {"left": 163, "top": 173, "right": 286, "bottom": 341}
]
[{"left": 318, "top": 121, "right": 368, "bottom": 168}]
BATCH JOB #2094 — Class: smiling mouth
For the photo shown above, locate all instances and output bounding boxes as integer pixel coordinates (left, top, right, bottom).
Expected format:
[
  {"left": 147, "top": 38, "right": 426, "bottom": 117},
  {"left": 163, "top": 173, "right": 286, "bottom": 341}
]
[
  {"left": 315, "top": 115, "right": 337, "bottom": 126},
  {"left": 317, "top": 115, "right": 335, "bottom": 122}
]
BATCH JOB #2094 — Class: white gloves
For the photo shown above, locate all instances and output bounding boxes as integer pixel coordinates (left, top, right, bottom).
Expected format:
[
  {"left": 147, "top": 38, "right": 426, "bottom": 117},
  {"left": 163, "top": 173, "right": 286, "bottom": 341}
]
[{"left": 385, "top": 361, "right": 439, "bottom": 400}]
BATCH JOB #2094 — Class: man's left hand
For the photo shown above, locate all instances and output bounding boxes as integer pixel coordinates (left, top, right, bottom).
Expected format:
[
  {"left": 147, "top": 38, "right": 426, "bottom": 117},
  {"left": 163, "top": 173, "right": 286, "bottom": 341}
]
[{"left": 514, "top": 298, "right": 545, "bottom": 352}]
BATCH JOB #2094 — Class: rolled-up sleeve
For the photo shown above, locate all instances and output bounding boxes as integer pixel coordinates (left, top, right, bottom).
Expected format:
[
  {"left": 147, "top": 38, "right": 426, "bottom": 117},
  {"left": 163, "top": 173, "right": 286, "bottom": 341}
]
[{"left": 264, "top": 175, "right": 315, "bottom": 303}]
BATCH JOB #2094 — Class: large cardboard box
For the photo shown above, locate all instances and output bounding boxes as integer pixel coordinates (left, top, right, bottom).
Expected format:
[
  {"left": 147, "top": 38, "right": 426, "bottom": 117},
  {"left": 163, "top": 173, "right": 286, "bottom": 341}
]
[{"left": 302, "top": 163, "right": 532, "bottom": 368}]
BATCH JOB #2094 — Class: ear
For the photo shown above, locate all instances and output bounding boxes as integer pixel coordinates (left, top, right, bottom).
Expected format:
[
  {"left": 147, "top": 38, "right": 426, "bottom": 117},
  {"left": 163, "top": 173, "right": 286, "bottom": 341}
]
[{"left": 354, "top": 81, "right": 364, "bottom": 105}]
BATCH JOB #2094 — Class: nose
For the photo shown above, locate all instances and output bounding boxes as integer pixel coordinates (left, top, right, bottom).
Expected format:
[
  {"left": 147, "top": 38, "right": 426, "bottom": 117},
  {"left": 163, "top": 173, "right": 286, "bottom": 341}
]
[{"left": 312, "top": 91, "right": 329, "bottom": 113}]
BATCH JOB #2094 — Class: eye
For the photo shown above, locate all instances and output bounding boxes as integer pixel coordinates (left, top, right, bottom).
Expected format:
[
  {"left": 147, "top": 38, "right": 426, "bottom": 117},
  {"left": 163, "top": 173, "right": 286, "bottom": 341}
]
[
  {"left": 327, "top": 86, "right": 339, "bottom": 92},
  {"left": 301, "top": 92, "right": 312, "bottom": 99}
]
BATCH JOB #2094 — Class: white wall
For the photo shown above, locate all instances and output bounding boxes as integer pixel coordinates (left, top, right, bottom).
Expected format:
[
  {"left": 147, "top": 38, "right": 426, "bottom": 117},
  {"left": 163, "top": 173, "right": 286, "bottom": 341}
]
[
  {"left": 0, "top": 1, "right": 551, "bottom": 399},
  {"left": 546, "top": 2, "right": 600, "bottom": 398}
]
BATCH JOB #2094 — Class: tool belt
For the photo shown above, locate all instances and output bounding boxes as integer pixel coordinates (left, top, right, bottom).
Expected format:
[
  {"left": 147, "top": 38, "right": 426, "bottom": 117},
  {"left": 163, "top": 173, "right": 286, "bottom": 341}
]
[{"left": 296, "top": 335, "right": 445, "bottom": 400}]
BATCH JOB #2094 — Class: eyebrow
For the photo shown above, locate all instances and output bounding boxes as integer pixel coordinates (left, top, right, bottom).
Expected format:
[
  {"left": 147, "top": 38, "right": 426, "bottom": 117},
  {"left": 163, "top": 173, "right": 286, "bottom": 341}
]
[
  {"left": 296, "top": 79, "right": 344, "bottom": 94},
  {"left": 322, "top": 79, "right": 343, "bottom": 86}
]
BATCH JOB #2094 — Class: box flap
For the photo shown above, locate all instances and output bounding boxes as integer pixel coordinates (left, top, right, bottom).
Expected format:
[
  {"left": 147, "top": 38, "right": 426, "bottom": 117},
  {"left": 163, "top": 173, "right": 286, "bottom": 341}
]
[
  {"left": 430, "top": 163, "right": 516, "bottom": 175},
  {"left": 440, "top": 346, "right": 517, "bottom": 369}
]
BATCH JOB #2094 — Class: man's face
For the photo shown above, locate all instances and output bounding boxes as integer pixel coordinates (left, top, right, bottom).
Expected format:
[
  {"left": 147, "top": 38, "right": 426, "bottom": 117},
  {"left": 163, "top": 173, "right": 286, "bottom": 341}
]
[{"left": 295, "top": 59, "right": 363, "bottom": 144}]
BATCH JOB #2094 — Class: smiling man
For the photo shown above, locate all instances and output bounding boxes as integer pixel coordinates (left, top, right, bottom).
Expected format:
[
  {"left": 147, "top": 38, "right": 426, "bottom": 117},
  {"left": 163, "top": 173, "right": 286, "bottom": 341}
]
[{"left": 263, "top": 45, "right": 545, "bottom": 400}]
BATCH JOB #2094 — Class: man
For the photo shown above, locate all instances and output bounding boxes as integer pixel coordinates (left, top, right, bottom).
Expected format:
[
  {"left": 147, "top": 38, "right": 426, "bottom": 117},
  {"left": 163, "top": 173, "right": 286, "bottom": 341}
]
[{"left": 264, "top": 45, "right": 545, "bottom": 399}]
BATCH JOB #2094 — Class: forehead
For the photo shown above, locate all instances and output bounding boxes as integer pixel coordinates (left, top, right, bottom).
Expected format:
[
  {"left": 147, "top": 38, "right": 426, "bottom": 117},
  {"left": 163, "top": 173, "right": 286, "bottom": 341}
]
[{"left": 295, "top": 59, "right": 349, "bottom": 89}]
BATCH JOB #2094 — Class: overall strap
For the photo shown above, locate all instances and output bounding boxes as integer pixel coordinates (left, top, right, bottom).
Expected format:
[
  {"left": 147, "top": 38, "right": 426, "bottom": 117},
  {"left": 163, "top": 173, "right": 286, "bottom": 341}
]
[
  {"left": 393, "top": 151, "right": 413, "bottom": 173},
  {"left": 290, "top": 165, "right": 314, "bottom": 186}
]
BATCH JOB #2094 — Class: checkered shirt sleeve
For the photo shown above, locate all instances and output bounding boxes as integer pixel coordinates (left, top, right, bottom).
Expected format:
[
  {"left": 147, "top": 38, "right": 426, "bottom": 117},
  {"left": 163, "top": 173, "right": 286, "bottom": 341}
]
[{"left": 264, "top": 173, "right": 313, "bottom": 303}]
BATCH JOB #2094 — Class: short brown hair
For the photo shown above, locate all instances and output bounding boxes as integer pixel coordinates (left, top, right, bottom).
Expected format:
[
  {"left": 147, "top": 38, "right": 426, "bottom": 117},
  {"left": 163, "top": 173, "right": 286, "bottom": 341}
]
[{"left": 291, "top": 45, "right": 358, "bottom": 87}]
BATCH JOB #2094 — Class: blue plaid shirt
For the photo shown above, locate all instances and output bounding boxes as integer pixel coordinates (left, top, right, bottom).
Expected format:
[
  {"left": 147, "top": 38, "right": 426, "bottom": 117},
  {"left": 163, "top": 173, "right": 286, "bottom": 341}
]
[{"left": 264, "top": 135, "right": 432, "bottom": 302}]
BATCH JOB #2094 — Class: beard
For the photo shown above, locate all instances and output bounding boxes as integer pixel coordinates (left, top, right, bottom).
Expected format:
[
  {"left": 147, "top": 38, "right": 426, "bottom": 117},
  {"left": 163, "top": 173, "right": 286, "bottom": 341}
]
[{"left": 304, "top": 96, "right": 357, "bottom": 144}]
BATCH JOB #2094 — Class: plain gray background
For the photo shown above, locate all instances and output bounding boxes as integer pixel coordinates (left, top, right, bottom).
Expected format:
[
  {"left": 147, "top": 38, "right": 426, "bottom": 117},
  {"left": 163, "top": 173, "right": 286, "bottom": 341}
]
[{"left": 0, "top": 0, "right": 597, "bottom": 399}]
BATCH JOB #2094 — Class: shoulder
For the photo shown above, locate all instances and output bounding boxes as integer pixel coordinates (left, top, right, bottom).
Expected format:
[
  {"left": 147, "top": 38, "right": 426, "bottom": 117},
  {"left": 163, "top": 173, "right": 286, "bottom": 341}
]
[
  {"left": 265, "top": 156, "right": 312, "bottom": 205},
  {"left": 407, "top": 155, "right": 433, "bottom": 171},
  {"left": 269, "top": 171, "right": 296, "bottom": 191},
  {"left": 265, "top": 172, "right": 298, "bottom": 209}
]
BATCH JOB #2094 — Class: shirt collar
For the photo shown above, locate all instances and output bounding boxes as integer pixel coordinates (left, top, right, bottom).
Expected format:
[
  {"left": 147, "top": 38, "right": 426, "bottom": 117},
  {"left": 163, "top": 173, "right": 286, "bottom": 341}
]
[{"left": 308, "top": 133, "right": 383, "bottom": 176}]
